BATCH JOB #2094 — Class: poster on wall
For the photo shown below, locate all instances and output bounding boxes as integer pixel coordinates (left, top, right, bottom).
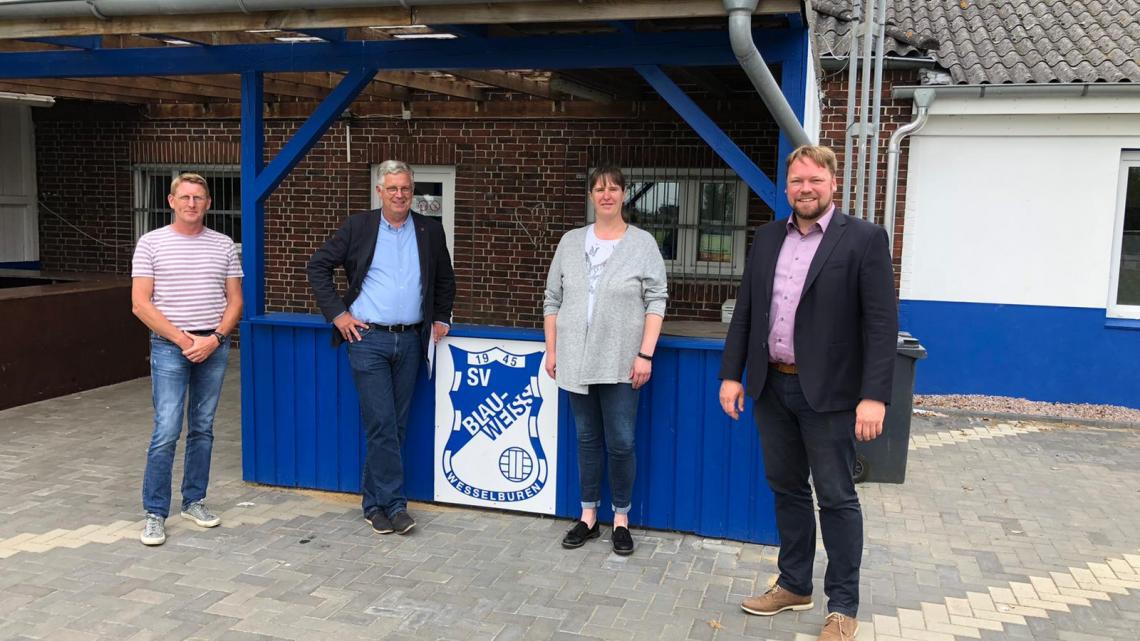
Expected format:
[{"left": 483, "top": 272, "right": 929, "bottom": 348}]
[{"left": 434, "top": 336, "right": 558, "bottom": 514}]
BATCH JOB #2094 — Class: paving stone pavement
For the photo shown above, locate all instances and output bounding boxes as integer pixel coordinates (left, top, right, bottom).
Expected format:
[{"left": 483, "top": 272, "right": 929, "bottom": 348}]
[{"left": 0, "top": 356, "right": 1137, "bottom": 641}]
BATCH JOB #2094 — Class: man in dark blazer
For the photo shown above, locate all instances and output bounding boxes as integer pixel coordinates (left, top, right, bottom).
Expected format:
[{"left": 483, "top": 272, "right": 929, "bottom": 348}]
[
  {"left": 719, "top": 145, "right": 896, "bottom": 641},
  {"left": 307, "top": 160, "right": 455, "bottom": 537}
]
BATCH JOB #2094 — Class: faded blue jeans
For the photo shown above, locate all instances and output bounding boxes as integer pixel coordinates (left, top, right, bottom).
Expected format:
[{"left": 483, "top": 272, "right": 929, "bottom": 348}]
[
  {"left": 568, "top": 383, "right": 640, "bottom": 514},
  {"left": 142, "top": 335, "right": 230, "bottom": 518},
  {"left": 346, "top": 326, "right": 422, "bottom": 519}
]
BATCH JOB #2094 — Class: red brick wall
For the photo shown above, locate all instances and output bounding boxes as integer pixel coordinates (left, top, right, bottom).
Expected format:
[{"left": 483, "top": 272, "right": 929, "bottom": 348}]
[
  {"left": 35, "top": 109, "right": 782, "bottom": 326},
  {"left": 816, "top": 68, "right": 922, "bottom": 274}
]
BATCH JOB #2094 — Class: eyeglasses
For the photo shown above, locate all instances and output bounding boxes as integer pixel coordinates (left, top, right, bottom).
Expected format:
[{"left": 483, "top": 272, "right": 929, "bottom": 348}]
[
  {"left": 175, "top": 195, "right": 209, "bottom": 204},
  {"left": 382, "top": 186, "right": 413, "bottom": 195}
]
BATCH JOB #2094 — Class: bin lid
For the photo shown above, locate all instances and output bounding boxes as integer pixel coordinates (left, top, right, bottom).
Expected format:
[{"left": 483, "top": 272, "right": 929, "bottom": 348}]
[{"left": 897, "top": 331, "right": 928, "bottom": 359}]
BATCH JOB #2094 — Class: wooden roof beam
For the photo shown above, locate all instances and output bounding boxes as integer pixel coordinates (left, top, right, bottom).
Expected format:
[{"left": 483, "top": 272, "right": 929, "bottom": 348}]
[
  {"left": 444, "top": 70, "right": 552, "bottom": 99},
  {"left": 0, "top": 1, "right": 801, "bottom": 40},
  {"left": 374, "top": 71, "right": 484, "bottom": 100}
]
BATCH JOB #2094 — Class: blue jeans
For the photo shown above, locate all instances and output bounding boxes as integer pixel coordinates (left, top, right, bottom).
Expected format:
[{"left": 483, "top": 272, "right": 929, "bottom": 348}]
[
  {"left": 142, "top": 336, "right": 230, "bottom": 518},
  {"left": 755, "top": 369, "right": 862, "bottom": 618},
  {"left": 346, "top": 326, "right": 422, "bottom": 518},
  {"left": 568, "top": 383, "right": 639, "bottom": 514}
]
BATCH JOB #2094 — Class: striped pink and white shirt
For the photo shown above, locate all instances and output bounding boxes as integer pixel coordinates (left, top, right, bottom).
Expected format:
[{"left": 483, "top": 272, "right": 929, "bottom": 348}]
[{"left": 132, "top": 226, "right": 243, "bottom": 331}]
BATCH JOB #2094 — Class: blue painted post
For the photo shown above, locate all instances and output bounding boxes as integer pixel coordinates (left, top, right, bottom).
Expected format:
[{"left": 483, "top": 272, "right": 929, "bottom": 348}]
[
  {"left": 240, "top": 71, "right": 264, "bottom": 483},
  {"left": 635, "top": 64, "right": 777, "bottom": 210},
  {"left": 240, "top": 72, "right": 265, "bottom": 317},
  {"left": 776, "top": 30, "right": 808, "bottom": 221},
  {"left": 253, "top": 67, "right": 378, "bottom": 199}
]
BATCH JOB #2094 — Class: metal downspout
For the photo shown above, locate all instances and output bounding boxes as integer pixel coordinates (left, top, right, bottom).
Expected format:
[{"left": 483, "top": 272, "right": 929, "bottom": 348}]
[
  {"left": 723, "top": 0, "right": 811, "bottom": 149},
  {"left": 865, "top": 0, "right": 888, "bottom": 224},
  {"left": 852, "top": 0, "right": 876, "bottom": 220},
  {"left": 883, "top": 87, "right": 934, "bottom": 258},
  {"left": 841, "top": 6, "right": 860, "bottom": 212}
]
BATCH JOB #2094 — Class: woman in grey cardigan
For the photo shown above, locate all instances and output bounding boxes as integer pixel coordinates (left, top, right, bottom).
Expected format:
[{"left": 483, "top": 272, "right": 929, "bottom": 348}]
[{"left": 543, "top": 166, "right": 667, "bottom": 556}]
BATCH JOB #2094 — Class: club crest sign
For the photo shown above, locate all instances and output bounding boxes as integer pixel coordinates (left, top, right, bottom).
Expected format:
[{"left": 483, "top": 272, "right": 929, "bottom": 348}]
[{"left": 434, "top": 337, "right": 558, "bottom": 514}]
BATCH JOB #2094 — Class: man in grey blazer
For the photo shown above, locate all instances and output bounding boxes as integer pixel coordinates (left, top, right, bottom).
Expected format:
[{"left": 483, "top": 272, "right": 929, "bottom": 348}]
[
  {"left": 307, "top": 160, "right": 455, "bottom": 537},
  {"left": 718, "top": 145, "right": 897, "bottom": 641}
]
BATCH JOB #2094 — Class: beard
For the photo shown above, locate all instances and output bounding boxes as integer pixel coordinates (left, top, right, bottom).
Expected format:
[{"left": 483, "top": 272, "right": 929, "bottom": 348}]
[{"left": 793, "top": 196, "right": 831, "bottom": 222}]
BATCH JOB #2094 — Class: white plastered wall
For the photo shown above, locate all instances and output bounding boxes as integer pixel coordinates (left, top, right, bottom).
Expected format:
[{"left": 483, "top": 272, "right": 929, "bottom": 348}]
[{"left": 899, "top": 94, "right": 1140, "bottom": 309}]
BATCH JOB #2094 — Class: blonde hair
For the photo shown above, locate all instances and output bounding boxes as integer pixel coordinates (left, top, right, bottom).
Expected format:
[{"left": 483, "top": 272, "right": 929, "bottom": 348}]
[
  {"left": 785, "top": 145, "right": 838, "bottom": 178},
  {"left": 170, "top": 172, "right": 211, "bottom": 197}
]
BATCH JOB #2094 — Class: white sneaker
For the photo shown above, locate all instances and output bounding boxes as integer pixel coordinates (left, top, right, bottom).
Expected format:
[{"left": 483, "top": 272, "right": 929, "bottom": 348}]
[
  {"left": 140, "top": 514, "right": 166, "bottom": 546},
  {"left": 180, "top": 501, "right": 221, "bottom": 528}
]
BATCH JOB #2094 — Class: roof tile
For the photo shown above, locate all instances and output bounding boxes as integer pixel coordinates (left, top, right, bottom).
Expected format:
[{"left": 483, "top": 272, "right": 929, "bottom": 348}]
[{"left": 813, "top": 0, "right": 1140, "bottom": 84}]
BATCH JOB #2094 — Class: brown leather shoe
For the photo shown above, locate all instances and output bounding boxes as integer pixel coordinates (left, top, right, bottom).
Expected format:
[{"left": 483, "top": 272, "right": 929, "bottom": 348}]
[
  {"left": 818, "top": 612, "right": 858, "bottom": 640},
  {"left": 740, "top": 584, "right": 813, "bottom": 616}
]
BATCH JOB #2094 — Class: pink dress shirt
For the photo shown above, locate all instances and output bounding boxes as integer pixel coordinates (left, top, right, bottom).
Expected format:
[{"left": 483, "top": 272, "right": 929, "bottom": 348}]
[{"left": 767, "top": 206, "right": 835, "bottom": 365}]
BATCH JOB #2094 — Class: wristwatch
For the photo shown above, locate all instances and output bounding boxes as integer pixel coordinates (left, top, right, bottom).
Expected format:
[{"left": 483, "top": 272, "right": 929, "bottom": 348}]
[{"left": 211, "top": 331, "right": 227, "bottom": 346}]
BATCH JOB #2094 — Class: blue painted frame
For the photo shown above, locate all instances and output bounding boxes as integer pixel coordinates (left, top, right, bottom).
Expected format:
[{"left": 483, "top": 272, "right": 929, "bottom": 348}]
[
  {"left": 775, "top": 29, "right": 808, "bottom": 221},
  {"left": 0, "top": 29, "right": 797, "bottom": 78},
  {"left": 635, "top": 64, "right": 776, "bottom": 207},
  {"left": 9, "top": 14, "right": 811, "bottom": 540}
]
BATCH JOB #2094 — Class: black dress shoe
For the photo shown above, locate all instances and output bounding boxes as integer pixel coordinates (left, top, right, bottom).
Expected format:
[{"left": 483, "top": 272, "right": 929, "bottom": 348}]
[
  {"left": 612, "top": 526, "right": 634, "bottom": 556},
  {"left": 561, "top": 520, "right": 600, "bottom": 549}
]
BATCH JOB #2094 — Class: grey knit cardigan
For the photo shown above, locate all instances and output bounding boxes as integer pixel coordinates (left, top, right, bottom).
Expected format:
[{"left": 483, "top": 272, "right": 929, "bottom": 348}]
[{"left": 543, "top": 225, "right": 668, "bottom": 394}]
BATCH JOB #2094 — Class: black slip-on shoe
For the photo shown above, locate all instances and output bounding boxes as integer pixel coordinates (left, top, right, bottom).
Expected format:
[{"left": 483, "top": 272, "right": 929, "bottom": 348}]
[
  {"left": 612, "top": 526, "right": 634, "bottom": 556},
  {"left": 561, "top": 520, "right": 600, "bottom": 549},
  {"left": 366, "top": 511, "right": 394, "bottom": 534},
  {"left": 391, "top": 511, "right": 416, "bottom": 535}
]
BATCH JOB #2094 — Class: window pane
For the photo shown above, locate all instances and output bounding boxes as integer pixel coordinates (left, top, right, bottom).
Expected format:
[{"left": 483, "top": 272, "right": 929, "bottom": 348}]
[
  {"left": 414, "top": 181, "right": 444, "bottom": 219},
  {"left": 698, "top": 181, "right": 735, "bottom": 264},
  {"left": 626, "top": 181, "right": 679, "bottom": 261},
  {"left": 1117, "top": 166, "right": 1140, "bottom": 306}
]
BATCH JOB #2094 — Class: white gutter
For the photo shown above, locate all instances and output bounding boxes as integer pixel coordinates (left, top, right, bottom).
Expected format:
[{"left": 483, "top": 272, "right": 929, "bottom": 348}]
[
  {"left": 892, "top": 83, "right": 1140, "bottom": 99},
  {"left": 0, "top": 0, "right": 557, "bottom": 19},
  {"left": 883, "top": 87, "right": 934, "bottom": 258},
  {"left": 723, "top": 0, "right": 811, "bottom": 148}
]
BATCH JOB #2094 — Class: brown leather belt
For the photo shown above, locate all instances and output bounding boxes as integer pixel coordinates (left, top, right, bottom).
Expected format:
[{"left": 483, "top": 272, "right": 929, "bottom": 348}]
[{"left": 769, "top": 362, "right": 798, "bottom": 375}]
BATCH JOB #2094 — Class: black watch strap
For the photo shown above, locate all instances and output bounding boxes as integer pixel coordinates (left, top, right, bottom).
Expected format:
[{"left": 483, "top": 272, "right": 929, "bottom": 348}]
[
  {"left": 212, "top": 331, "right": 226, "bottom": 345},
  {"left": 637, "top": 351, "right": 653, "bottom": 361}
]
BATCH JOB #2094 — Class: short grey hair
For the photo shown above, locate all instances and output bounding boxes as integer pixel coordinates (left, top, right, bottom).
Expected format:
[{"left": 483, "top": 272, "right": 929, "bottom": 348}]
[{"left": 376, "top": 160, "right": 414, "bottom": 184}]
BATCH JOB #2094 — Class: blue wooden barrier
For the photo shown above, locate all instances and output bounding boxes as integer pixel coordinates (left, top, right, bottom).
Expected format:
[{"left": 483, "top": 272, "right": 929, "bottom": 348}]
[{"left": 241, "top": 313, "right": 777, "bottom": 544}]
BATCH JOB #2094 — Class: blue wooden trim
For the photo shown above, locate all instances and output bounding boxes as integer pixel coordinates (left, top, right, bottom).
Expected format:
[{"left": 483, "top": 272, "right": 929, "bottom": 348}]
[
  {"left": 246, "top": 313, "right": 727, "bottom": 350},
  {"left": 609, "top": 21, "right": 636, "bottom": 36},
  {"left": 239, "top": 321, "right": 257, "bottom": 484},
  {"left": 296, "top": 28, "right": 347, "bottom": 42},
  {"left": 437, "top": 24, "right": 488, "bottom": 40},
  {"left": 0, "top": 261, "right": 40, "bottom": 270},
  {"left": 635, "top": 64, "right": 776, "bottom": 208},
  {"left": 23, "top": 36, "right": 101, "bottom": 50},
  {"left": 253, "top": 67, "right": 377, "bottom": 200},
  {"left": 240, "top": 72, "right": 265, "bottom": 318},
  {"left": 775, "top": 29, "right": 809, "bottom": 221},
  {"left": 0, "top": 29, "right": 796, "bottom": 78}
]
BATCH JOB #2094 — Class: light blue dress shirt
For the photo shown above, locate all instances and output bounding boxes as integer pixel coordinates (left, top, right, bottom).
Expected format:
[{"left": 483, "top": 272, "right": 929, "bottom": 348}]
[{"left": 349, "top": 214, "right": 423, "bottom": 325}]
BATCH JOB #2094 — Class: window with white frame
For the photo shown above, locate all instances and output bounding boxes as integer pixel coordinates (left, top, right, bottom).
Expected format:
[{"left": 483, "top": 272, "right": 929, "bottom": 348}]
[
  {"left": 588, "top": 168, "right": 749, "bottom": 276},
  {"left": 1109, "top": 151, "right": 1140, "bottom": 319},
  {"left": 370, "top": 164, "right": 455, "bottom": 257},
  {"left": 132, "top": 165, "right": 241, "bottom": 243}
]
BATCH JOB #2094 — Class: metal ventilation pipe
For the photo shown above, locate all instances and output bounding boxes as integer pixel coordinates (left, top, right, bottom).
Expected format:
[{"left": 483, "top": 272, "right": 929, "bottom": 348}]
[
  {"left": 883, "top": 87, "right": 934, "bottom": 257},
  {"left": 723, "top": 0, "right": 811, "bottom": 149}
]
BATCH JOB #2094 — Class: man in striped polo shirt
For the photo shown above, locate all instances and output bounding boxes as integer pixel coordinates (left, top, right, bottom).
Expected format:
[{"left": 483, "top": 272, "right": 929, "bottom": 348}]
[{"left": 131, "top": 172, "right": 243, "bottom": 546}]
